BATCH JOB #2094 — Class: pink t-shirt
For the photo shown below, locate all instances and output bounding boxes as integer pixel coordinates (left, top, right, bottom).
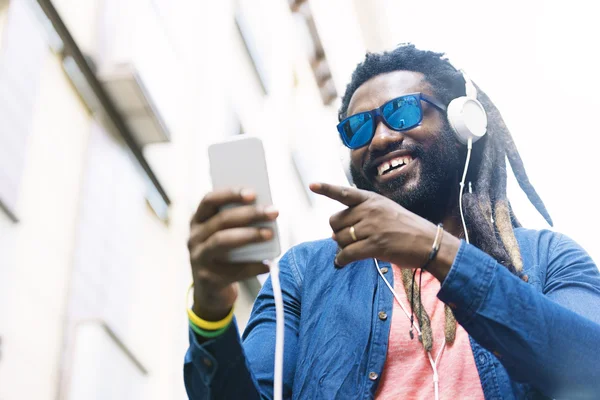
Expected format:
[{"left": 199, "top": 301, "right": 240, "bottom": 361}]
[{"left": 376, "top": 266, "right": 485, "bottom": 399}]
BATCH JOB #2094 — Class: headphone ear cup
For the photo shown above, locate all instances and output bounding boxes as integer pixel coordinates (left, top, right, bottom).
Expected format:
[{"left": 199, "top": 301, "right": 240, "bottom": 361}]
[{"left": 447, "top": 96, "right": 488, "bottom": 144}]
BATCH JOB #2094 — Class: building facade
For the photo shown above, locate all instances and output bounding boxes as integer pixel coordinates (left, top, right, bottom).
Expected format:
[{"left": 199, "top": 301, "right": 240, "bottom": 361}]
[{"left": 0, "top": 0, "right": 598, "bottom": 399}]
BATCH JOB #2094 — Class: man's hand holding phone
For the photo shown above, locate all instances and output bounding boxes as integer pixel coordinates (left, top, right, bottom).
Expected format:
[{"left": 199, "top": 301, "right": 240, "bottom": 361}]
[{"left": 188, "top": 188, "right": 279, "bottom": 322}]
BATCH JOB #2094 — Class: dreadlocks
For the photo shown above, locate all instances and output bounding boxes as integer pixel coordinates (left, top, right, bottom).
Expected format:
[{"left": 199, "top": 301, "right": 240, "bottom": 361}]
[{"left": 339, "top": 44, "right": 552, "bottom": 351}]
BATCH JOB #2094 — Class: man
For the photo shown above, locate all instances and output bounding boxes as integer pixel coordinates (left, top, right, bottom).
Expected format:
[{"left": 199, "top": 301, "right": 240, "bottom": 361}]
[{"left": 184, "top": 45, "right": 600, "bottom": 399}]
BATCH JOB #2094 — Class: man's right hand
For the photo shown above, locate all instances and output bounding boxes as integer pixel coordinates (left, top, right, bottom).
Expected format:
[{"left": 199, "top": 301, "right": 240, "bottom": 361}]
[{"left": 188, "top": 188, "right": 279, "bottom": 322}]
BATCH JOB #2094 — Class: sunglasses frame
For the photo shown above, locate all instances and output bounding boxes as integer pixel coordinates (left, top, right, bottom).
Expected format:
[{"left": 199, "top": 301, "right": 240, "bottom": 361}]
[{"left": 337, "top": 92, "right": 447, "bottom": 149}]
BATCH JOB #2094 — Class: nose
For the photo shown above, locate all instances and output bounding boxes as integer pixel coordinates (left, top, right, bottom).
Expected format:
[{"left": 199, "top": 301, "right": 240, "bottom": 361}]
[{"left": 368, "top": 117, "right": 404, "bottom": 151}]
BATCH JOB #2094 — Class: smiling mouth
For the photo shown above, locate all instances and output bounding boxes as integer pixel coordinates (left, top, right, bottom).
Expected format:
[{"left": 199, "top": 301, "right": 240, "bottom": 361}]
[{"left": 376, "top": 155, "right": 414, "bottom": 177}]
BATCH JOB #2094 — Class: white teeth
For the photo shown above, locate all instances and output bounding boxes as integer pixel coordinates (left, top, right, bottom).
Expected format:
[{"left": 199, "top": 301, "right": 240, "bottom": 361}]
[
  {"left": 378, "top": 162, "right": 391, "bottom": 176},
  {"left": 377, "top": 156, "right": 413, "bottom": 176}
]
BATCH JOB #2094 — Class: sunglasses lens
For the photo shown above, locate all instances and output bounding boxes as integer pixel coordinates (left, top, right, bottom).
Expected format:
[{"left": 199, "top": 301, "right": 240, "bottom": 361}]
[
  {"left": 339, "top": 112, "right": 374, "bottom": 149},
  {"left": 382, "top": 95, "right": 421, "bottom": 130}
]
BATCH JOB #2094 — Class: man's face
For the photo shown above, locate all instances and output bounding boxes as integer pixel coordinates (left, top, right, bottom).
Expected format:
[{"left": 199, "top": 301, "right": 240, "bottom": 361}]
[{"left": 348, "top": 71, "right": 463, "bottom": 222}]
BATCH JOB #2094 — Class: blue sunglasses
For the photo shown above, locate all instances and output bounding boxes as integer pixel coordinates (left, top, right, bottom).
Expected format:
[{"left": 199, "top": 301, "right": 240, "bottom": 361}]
[{"left": 337, "top": 93, "right": 447, "bottom": 149}]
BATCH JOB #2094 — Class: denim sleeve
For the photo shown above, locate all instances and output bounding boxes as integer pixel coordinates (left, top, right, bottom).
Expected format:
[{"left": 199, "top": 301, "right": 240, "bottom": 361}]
[
  {"left": 438, "top": 237, "right": 600, "bottom": 399},
  {"left": 183, "top": 248, "right": 302, "bottom": 400}
]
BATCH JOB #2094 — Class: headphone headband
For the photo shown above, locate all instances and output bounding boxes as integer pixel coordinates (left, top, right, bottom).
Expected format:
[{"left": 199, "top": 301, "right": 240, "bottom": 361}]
[
  {"left": 443, "top": 56, "right": 478, "bottom": 99},
  {"left": 444, "top": 56, "right": 488, "bottom": 144},
  {"left": 459, "top": 69, "right": 477, "bottom": 99}
]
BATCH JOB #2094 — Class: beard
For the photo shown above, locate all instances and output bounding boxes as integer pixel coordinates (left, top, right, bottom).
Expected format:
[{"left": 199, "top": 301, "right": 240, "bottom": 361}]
[{"left": 350, "top": 124, "right": 463, "bottom": 223}]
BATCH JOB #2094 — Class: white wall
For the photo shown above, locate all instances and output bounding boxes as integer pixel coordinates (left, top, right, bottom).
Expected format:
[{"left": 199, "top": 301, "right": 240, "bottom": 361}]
[{"left": 0, "top": 50, "right": 92, "bottom": 399}]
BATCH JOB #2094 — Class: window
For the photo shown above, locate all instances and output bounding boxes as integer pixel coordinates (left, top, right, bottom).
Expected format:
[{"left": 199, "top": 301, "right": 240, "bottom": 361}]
[
  {"left": 0, "top": 0, "right": 47, "bottom": 222},
  {"left": 67, "top": 122, "right": 146, "bottom": 331}
]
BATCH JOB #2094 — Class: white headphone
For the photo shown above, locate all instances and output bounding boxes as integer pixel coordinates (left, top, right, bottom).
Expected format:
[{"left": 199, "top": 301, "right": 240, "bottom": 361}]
[
  {"left": 446, "top": 67, "right": 488, "bottom": 145},
  {"left": 443, "top": 63, "right": 488, "bottom": 244}
]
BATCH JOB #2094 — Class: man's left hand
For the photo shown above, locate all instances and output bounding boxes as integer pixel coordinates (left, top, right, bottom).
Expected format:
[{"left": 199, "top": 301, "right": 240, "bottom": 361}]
[{"left": 310, "top": 183, "right": 460, "bottom": 278}]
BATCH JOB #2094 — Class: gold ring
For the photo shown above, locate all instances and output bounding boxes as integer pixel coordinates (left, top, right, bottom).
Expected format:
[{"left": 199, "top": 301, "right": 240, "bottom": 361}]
[{"left": 349, "top": 225, "right": 358, "bottom": 242}]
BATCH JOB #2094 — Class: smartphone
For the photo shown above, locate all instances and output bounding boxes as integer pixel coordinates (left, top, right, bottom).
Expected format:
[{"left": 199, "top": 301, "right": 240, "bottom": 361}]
[{"left": 208, "top": 135, "right": 281, "bottom": 262}]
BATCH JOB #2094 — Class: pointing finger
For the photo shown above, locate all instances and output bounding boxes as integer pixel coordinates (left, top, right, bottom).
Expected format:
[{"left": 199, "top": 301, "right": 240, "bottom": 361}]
[{"left": 309, "top": 183, "right": 370, "bottom": 207}]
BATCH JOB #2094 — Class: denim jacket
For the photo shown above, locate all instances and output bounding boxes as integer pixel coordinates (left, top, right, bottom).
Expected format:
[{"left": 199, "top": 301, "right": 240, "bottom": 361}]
[{"left": 184, "top": 228, "right": 600, "bottom": 399}]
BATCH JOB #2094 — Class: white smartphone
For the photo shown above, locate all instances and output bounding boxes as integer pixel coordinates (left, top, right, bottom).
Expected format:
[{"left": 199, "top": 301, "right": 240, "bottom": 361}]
[{"left": 208, "top": 135, "right": 281, "bottom": 262}]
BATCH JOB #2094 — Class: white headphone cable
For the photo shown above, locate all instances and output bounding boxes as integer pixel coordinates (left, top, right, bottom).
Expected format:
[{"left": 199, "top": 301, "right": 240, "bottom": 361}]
[
  {"left": 375, "top": 259, "right": 445, "bottom": 400},
  {"left": 459, "top": 137, "right": 473, "bottom": 244},
  {"left": 267, "top": 259, "right": 284, "bottom": 400}
]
